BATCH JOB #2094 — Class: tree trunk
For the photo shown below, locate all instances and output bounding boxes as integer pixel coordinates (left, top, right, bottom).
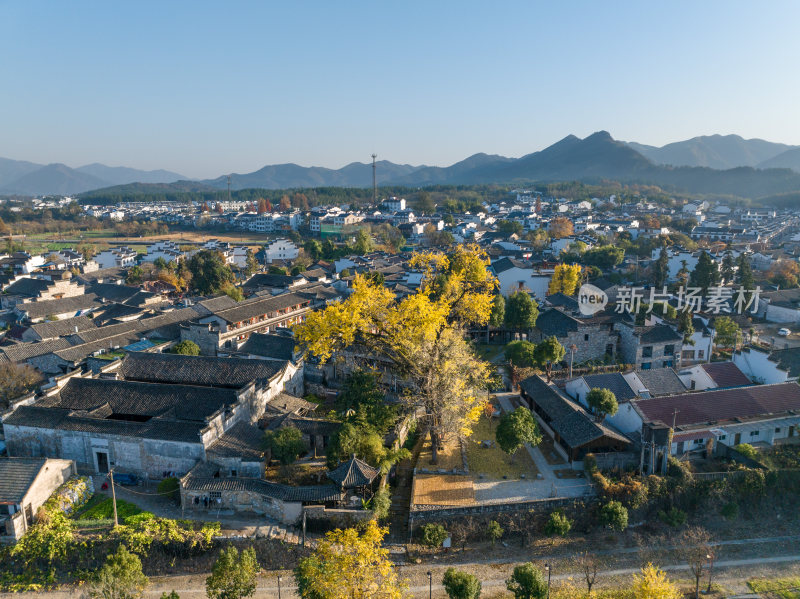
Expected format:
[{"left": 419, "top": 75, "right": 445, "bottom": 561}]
[{"left": 430, "top": 428, "right": 439, "bottom": 465}]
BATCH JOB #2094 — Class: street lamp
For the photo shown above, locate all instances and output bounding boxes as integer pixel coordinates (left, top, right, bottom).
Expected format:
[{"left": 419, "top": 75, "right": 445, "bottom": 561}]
[
  {"left": 706, "top": 553, "right": 715, "bottom": 594},
  {"left": 427, "top": 571, "right": 432, "bottom": 599},
  {"left": 277, "top": 574, "right": 282, "bottom": 599},
  {"left": 569, "top": 344, "right": 578, "bottom": 379},
  {"left": 545, "top": 563, "right": 551, "bottom": 599}
]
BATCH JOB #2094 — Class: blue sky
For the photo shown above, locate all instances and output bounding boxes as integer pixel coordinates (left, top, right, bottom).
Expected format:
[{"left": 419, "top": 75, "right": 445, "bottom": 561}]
[{"left": 1, "top": 1, "right": 799, "bottom": 178}]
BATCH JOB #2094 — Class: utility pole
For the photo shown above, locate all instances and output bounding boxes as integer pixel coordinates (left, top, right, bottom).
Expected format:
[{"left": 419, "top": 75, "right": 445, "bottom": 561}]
[
  {"left": 109, "top": 469, "right": 119, "bottom": 527},
  {"left": 371, "top": 154, "right": 377, "bottom": 205}
]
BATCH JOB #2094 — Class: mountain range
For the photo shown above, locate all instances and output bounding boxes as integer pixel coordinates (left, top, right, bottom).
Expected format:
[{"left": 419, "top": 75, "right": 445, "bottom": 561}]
[
  {"left": 5, "top": 132, "right": 800, "bottom": 198},
  {"left": 0, "top": 159, "right": 185, "bottom": 196}
]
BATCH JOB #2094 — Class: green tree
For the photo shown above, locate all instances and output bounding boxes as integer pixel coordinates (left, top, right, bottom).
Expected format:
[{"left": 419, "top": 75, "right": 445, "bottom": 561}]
[
  {"left": 504, "top": 340, "right": 537, "bottom": 369},
  {"left": 205, "top": 546, "right": 259, "bottom": 599},
  {"left": 736, "top": 253, "right": 754, "bottom": 289},
  {"left": 495, "top": 407, "right": 541, "bottom": 463},
  {"left": 153, "top": 257, "right": 168, "bottom": 270},
  {"left": 171, "top": 340, "right": 200, "bottom": 356},
  {"left": 304, "top": 239, "right": 322, "bottom": 261},
  {"left": 354, "top": 229, "right": 374, "bottom": 255},
  {"left": 126, "top": 265, "right": 144, "bottom": 285},
  {"left": 504, "top": 291, "right": 539, "bottom": 333},
  {"left": 497, "top": 220, "right": 524, "bottom": 235},
  {"left": 506, "top": 563, "right": 547, "bottom": 599},
  {"left": 87, "top": 545, "right": 149, "bottom": 599},
  {"left": 721, "top": 251, "right": 735, "bottom": 283},
  {"left": 533, "top": 336, "right": 566, "bottom": 381},
  {"left": 268, "top": 265, "right": 288, "bottom": 275},
  {"left": 586, "top": 388, "right": 618, "bottom": 421},
  {"left": 421, "top": 523, "right": 449, "bottom": 548},
  {"left": 689, "top": 251, "right": 719, "bottom": 296},
  {"left": 243, "top": 249, "right": 259, "bottom": 276},
  {"left": 416, "top": 191, "right": 435, "bottom": 214},
  {"left": 262, "top": 426, "right": 306, "bottom": 466},
  {"left": 370, "top": 486, "right": 391, "bottom": 521},
  {"left": 335, "top": 370, "right": 396, "bottom": 433},
  {"left": 714, "top": 316, "right": 741, "bottom": 348},
  {"left": 676, "top": 259, "right": 690, "bottom": 289},
  {"left": 487, "top": 520, "right": 504, "bottom": 546},
  {"left": 544, "top": 509, "right": 572, "bottom": 537},
  {"left": 652, "top": 247, "right": 669, "bottom": 289},
  {"left": 186, "top": 250, "right": 235, "bottom": 295},
  {"left": 678, "top": 309, "right": 695, "bottom": 345},
  {"left": 442, "top": 568, "right": 482, "bottom": 599},
  {"left": 156, "top": 477, "right": 180, "bottom": 502},
  {"left": 599, "top": 500, "right": 628, "bottom": 531},
  {"left": 224, "top": 285, "right": 244, "bottom": 302},
  {"left": 582, "top": 245, "right": 625, "bottom": 270},
  {"left": 160, "top": 592, "right": 180, "bottom": 599},
  {"left": 489, "top": 294, "right": 505, "bottom": 328}
]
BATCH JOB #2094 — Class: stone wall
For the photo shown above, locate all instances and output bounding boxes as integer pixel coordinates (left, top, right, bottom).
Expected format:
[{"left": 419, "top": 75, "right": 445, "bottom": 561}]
[
  {"left": 181, "top": 488, "right": 301, "bottom": 524},
  {"left": 179, "top": 322, "right": 221, "bottom": 356},
  {"left": 532, "top": 325, "right": 617, "bottom": 363}
]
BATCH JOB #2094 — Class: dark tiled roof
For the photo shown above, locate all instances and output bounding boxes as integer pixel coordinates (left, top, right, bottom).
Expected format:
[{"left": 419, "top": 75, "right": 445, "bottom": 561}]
[
  {"left": 207, "top": 421, "right": 265, "bottom": 461},
  {"left": 0, "top": 337, "right": 75, "bottom": 362},
  {"left": 633, "top": 382, "right": 800, "bottom": 428},
  {"left": 182, "top": 470, "right": 343, "bottom": 502},
  {"left": 491, "top": 257, "right": 532, "bottom": 273},
  {"left": 3, "top": 405, "right": 206, "bottom": 443},
  {"left": 769, "top": 347, "right": 800, "bottom": 378},
  {"left": 0, "top": 457, "right": 47, "bottom": 503},
  {"left": 535, "top": 308, "right": 580, "bottom": 337},
  {"left": 42, "top": 377, "right": 238, "bottom": 422},
  {"left": 211, "top": 292, "right": 310, "bottom": 325},
  {"left": 16, "top": 294, "right": 101, "bottom": 319},
  {"left": 327, "top": 456, "right": 380, "bottom": 488},
  {"left": 238, "top": 333, "right": 296, "bottom": 361},
  {"left": 120, "top": 352, "right": 285, "bottom": 388},
  {"left": 93, "top": 303, "right": 144, "bottom": 324},
  {"left": 581, "top": 373, "right": 637, "bottom": 402},
  {"left": 700, "top": 362, "right": 751, "bottom": 388},
  {"left": 264, "top": 393, "right": 317, "bottom": 416},
  {"left": 88, "top": 283, "right": 155, "bottom": 305},
  {"left": 4, "top": 278, "right": 50, "bottom": 297},
  {"left": 28, "top": 316, "right": 97, "bottom": 340},
  {"left": 263, "top": 414, "right": 341, "bottom": 436},
  {"left": 193, "top": 295, "right": 238, "bottom": 315},
  {"left": 636, "top": 325, "right": 682, "bottom": 344},
  {"left": 520, "top": 375, "right": 630, "bottom": 448},
  {"left": 632, "top": 368, "right": 686, "bottom": 396},
  {"left": 546, "top": 293, "right": 578, "bottom": 312},
  {"left": 242, "top": 274, "right": 301, "bottom": 291}
]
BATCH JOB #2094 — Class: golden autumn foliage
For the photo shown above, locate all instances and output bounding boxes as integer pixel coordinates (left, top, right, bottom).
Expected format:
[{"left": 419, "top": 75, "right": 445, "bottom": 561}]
[
  {"left": 632, "top": 564, "right": 681, "bottom": 599},
  {"left": 295, "top": 520, "right": 406, "bottom": 599},
  {"left": 295, "top": 245, "right": 496, "bottom": 447},
  {"left": 548, "top": 263, "right": 582, "bottom": 296}
]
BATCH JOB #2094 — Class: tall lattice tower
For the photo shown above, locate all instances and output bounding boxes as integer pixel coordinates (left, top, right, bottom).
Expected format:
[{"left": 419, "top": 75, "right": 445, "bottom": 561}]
[{"left": 371, "top": 153, "right": 377, "bottom": 204}]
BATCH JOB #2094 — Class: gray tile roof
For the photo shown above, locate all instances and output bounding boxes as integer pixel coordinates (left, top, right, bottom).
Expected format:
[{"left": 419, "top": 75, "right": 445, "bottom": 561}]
[
  {"left": 238, "top": 333, "right": 296, "bottom": 361},
  {"left": 16, "top": 293, "right": 101, "bottom": 320},
  {"left": 207, "top": 421, "right": 265, "bottom": 461},
  {"left": 536, "top": 308, "right": 581, "bottom": 337},
  {"left": 700, "top": 362, "right": 751, "bottom": 388},
  {"left": 119, "top": 352, "right": 285, "bottom": 389},
  {"left": 182, "top": 471, "right": 343, "bottom": 502},
  {"left": 4, "top": 278, "right": 50, "bottom": 298},
  {"left": 635, "top": 325, "right": 682, "bottom": 344},
  {"left": 211, "top": 292, "right": 310, "bottom": 325},
  {"left": 327, "top": 456, "right": 380, "bottom": 488},
  {"left": 28, "top": 316, "right": 97, "bottom": 340},
  {"left": 581, "top": 373, "right": 638, "bottom": 402},
  {"left": 41, "top": 377, "right": 238, "bottom": 423},
  {"left": 0, "top": 337, "right": 75, "bottom": 363},
  {"left": 633, "top": 368, "right": 686, "bottom": 396},
  {"left": 0, "top": 457, "right": 46, "bottom": 503}
]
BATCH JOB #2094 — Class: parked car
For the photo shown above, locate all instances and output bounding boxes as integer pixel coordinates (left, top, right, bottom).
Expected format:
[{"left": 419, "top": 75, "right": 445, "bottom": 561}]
[{"left": 778, "top": 328, "right": 791, "bottom": 336}]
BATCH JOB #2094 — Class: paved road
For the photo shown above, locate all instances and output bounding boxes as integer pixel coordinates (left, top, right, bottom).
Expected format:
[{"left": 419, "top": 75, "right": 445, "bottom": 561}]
[{"left": 8, "top": 549, "right": 797, "bottom": 598}]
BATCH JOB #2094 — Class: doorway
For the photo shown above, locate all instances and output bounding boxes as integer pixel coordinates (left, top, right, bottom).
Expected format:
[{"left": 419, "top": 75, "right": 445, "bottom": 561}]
[
  {"left": 96, "top": 451, "right": 109, "bottom": 473},
  {"left": 734, "top": 433, "right": 742, "bottom": 445}
]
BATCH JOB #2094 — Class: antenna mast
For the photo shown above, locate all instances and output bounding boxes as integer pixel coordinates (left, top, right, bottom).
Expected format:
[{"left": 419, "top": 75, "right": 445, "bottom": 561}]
[{"left": 371, "top": 154, "right": 377, "bottom": 204}]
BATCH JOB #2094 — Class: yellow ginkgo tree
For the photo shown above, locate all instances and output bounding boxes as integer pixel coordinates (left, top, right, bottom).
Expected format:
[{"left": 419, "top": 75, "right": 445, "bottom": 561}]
[{"left": 295, "top": 244, "right": 497, "bottom": 464}]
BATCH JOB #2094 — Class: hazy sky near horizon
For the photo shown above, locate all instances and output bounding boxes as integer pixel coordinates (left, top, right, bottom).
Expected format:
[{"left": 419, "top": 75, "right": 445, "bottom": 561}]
[{"left": 2, "top": 1, "right": 799, "bottom": 179}]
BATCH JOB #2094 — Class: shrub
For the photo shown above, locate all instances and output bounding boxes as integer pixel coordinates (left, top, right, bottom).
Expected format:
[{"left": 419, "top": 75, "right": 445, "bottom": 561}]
[
  {"left": 487, "top": 520, "right": 504, "bottom": 546},
  {"left": 442, "top": 568, "right": 481, "bottom": 599},
  {"left": 157, "top": 478, "right": 180, "bottom": 503},
  {"left": 506, "top": 563, "right": 547, "bottom": 599},
  {"left": 420, "top": 523, "right": 449, "bottom": 548},
  {"left": 544, "top": 510, "right": 572, "bottom": 537},
  {"left": 734, "top": 443, "right": 759, "bottom": 460},
  {"left": 370, "top": 486, "right": 391, "bottom": 521},
  {"left": 599, "top": 501, "right": 628, "bottom": 532},
  {"left": 171, "top": 340, "right": 200, "bottom": 356},
  {"left": 658, "top": 507, "right": 687, "bottom": 528},
  {"left": 720, "top": 502, "right": 738, "bottom": 521}
]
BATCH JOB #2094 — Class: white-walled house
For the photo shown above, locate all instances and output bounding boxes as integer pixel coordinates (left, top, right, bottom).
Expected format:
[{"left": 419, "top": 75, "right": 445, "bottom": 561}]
[
  {"left": 491, "top": 257, "right": 551, "bottom": 299},
  {"left": 681, "top": 317, "right": 713, "bottom": 364},
  {"left": 262, "top": 239, "right": 299, "bottom": 264},
  {"left": 142, "top": 240, "right": 184, "bottom": 264},
  {"left": 733, "top": 346, "right": 800, "bottom": 385},
  {"left": 94, "top": 247, "right": 137, "bottom": 269},
  {"left": 677, "top": 361, "right": 751, "bottom": 391}
]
